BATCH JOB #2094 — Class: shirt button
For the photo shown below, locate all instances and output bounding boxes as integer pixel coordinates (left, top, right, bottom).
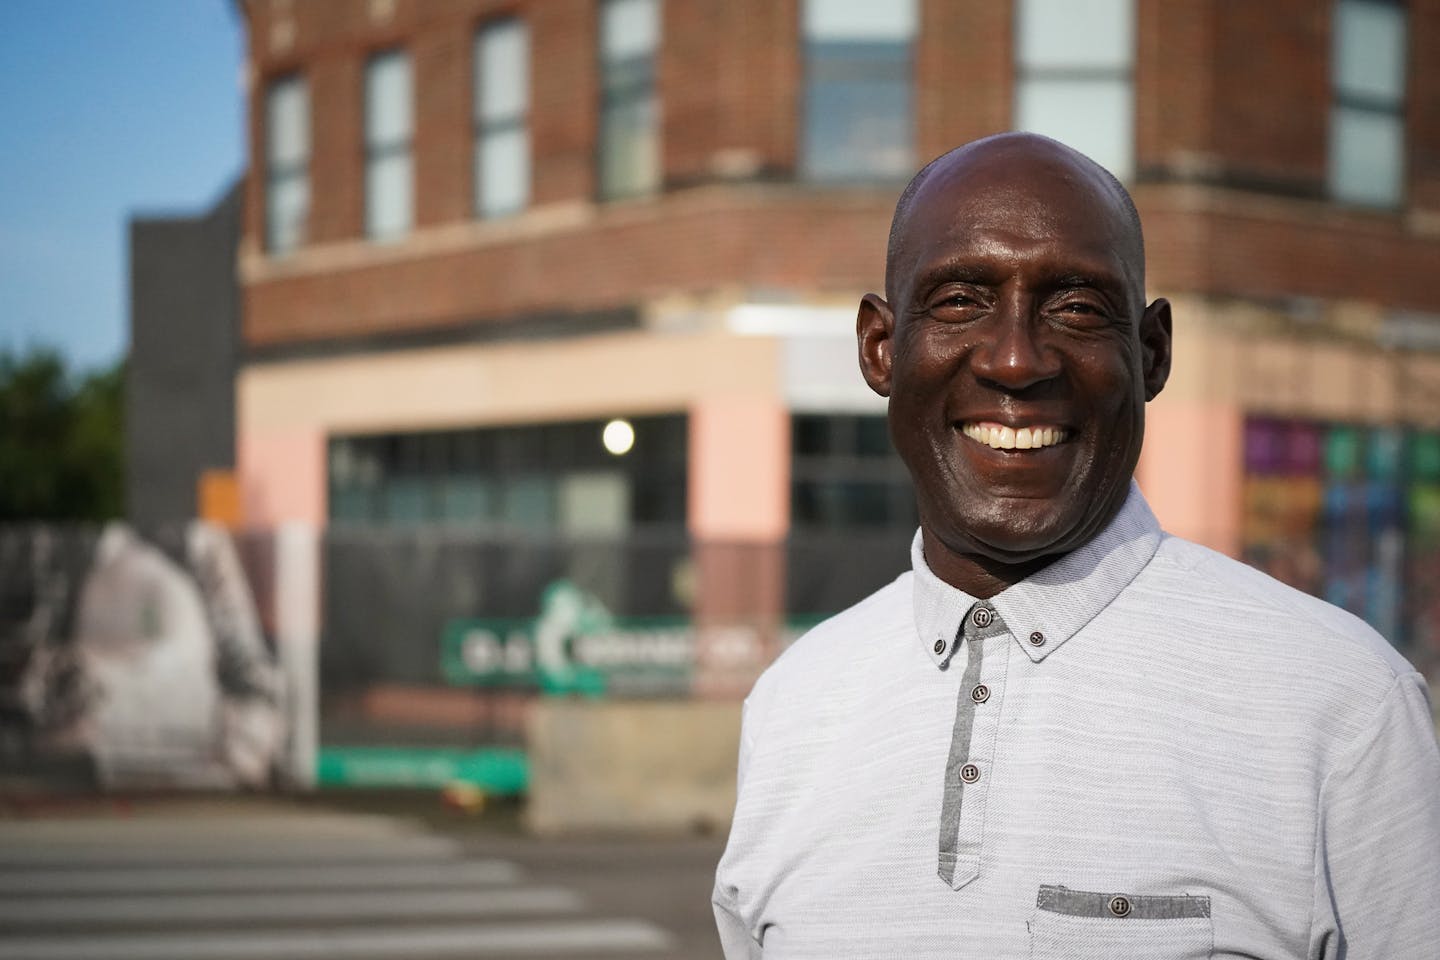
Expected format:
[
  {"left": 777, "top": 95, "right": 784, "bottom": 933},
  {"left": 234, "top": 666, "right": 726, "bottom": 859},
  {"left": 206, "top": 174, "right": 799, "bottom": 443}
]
[
  {"left": 970, "top": 684, "right": 990, "bottom": 704},
  {"left": 959, "top": 763, "right": 980, "bottom": 784},
  {"left": 933, "top": 638, "right": 946, "bottom": 655},
  {"left": 972, "top": 607, "right": 993, "bottom": 628},
  {"left": 1109, "top": 895, "right": 1131, "bottom": 917},
  {"left": 1028, "top": 631, "right": 1046, "bottom": 647}
]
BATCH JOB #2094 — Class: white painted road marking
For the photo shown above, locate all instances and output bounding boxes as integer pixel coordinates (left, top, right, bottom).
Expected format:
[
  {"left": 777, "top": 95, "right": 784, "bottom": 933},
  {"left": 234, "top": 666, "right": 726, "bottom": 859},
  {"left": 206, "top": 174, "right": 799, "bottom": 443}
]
[
  {"left": 0, "top": 919, "right": 673, "bottom": 959},
  {"left": 0, "top": 834, "right": 461, "bottom": 868},
  {"left": 0, "top": 859, "right": 520, "bottom": 895},
  {"left": 0, "top": 886, "right": 584, "bottom": 927},
  {"left": 0, "top": 807, "right": 675, "bottom": 958}
]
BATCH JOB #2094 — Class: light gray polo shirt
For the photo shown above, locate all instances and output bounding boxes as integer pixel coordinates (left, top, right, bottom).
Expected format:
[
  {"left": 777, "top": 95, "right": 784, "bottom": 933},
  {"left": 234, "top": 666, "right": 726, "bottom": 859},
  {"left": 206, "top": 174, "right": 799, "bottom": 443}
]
[{"left": 714, "top": 485, "right": 1440, "bottom": 959}]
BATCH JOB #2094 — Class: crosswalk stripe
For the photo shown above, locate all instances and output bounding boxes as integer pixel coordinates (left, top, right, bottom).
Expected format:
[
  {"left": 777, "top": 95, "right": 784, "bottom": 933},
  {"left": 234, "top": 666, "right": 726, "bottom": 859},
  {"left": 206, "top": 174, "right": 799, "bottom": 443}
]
[
  {"left": 0, "top": 859, "right": 521, "bottom": 896},
  {"left": 0, "top": 814, "right": 425, "bottom": 847},
  {"left": 0, "top": 886, "right": 584, "bottom": 927},
  {"left": 0, "top": 835, "right": 461, "bottom": 868},
  {"left": 0, "top": 919, "right": 673, "bottom": 959}
]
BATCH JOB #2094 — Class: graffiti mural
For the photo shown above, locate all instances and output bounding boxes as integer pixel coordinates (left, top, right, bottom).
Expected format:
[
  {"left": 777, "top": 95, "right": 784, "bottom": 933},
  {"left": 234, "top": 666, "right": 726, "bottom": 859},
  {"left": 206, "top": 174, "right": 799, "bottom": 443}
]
[{"left": 1, "top": 522, "right": 287, "bottom": 789}]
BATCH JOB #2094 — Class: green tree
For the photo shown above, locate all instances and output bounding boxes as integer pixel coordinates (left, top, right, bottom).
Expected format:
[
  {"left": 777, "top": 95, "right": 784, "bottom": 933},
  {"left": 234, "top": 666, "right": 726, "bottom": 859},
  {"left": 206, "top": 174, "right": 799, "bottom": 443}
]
[{"left": 0, "top": 349, "right": 124, "bottom": 521}]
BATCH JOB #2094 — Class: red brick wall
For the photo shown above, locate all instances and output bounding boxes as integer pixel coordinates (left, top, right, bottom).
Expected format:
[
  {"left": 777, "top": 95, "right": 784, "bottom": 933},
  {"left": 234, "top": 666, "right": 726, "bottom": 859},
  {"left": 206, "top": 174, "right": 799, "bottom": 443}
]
[
  {"left": 531, "top": 0, "right": 598, "bottom": 204},
  {"left": 413, "top": 17, "right": 471, "bottom": 227},
  {"left": 1210, "top": 0, "right": 1330, "bottom": 191},
  {"left": 243, "top": 185, "right": 896, "bottom": 346},
  {"left": 238, "top": 0, "right": 1440, "bottom": 349},
  {"left": 1411, "top": 0, "right": 1440, "bottom": 211},
  {"left": 1139, "top": 186, "right": 1440, "bottom": 310},
  {"left": 916, "top": 0, "right": 1014, "bottom": 161},
  {"left": 1136, "top": 0, "right": 1214, "bottom": 175}
]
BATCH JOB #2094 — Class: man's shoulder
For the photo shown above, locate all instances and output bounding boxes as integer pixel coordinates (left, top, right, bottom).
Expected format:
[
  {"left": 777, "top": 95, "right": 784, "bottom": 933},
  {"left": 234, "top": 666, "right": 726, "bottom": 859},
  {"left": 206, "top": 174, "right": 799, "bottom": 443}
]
[
  {"left": 751, "top": 572, "right": 913, "bottom": 697},
  {"left": 1150, "top": 532, "right": 1417, "bottom": 684}
]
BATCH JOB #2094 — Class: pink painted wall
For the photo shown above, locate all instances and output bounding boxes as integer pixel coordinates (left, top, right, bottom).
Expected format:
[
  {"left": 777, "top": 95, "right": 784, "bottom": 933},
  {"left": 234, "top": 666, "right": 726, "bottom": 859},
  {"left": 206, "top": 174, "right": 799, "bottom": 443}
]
[
  {"left": 237, "top": 428, "right": 327, "bottom": 529},
  {"left": 1137, "top": 401, "right": 1244, "bottom": 557},
  {"left": 688, "top": 398, "right": 790, "bottom": 543}
]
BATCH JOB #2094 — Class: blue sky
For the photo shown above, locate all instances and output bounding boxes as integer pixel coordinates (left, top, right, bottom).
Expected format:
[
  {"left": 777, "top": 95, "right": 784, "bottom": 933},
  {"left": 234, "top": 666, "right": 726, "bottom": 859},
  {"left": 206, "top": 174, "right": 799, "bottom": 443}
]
[{"left": 0, "top": 0, "right": 244, "bottom": 374}]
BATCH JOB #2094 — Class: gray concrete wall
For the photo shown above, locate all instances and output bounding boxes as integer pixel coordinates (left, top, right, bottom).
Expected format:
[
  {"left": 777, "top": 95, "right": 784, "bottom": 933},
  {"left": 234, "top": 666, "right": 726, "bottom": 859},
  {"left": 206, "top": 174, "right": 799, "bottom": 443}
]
[
  {"left": 526, "top": 700, "right": 742, "bottom": 835},
  {"left": 126, "top": 182, "right": 242, "bottom": 529}
]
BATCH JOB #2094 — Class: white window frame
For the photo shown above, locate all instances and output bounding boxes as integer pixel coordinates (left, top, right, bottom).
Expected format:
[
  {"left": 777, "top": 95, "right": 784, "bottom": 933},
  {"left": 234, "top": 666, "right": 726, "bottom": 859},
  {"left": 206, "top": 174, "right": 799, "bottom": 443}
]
[
  {"left": 799, "top": 0, "right": 917, "bottom": 183},
  {"left": 597, "top": 0, "right": 661, "bottom": 200},
  {"left": 1013, "top": 0, "right": 1136, "bottom": 181},
  {"left": 264, "top": 74, "right": 309, "bottom": 255},
  {"left": 364, "top": 49, "right": 414, "bottom": 241},
  {"left": 475, "top": 19, "right": 531, "bottom": 218},
  {"left": 1328, "top": 0, "right": 1408, "bottom": 207}
]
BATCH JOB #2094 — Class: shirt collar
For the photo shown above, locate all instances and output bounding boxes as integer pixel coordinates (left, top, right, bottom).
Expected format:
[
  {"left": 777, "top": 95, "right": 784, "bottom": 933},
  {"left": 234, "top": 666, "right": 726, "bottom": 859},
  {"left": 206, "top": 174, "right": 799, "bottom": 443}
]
[{"left": 911, "top": 482, "right": 1163, "bottom": 666}]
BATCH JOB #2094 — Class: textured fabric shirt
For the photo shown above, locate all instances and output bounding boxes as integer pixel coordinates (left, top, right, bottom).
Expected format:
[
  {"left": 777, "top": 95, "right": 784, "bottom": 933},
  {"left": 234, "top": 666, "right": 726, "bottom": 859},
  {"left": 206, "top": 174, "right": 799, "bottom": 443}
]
[{"left": 713, "top": 484, "right": 1440, "bottom": 959}]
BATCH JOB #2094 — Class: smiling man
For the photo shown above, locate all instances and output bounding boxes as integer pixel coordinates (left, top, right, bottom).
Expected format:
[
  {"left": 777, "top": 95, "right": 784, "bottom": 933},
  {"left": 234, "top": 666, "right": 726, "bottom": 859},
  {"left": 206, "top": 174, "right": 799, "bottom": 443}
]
[{"left": 713, "top": 134, "right": 1440, "bottom": 959}]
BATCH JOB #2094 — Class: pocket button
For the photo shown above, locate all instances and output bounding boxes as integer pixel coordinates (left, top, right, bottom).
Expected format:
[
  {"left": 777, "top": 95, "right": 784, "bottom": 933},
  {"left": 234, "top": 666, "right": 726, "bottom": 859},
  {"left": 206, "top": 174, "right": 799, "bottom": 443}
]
[{"left": 1108, "top": 895, "right": 1131, "bottom": 918}]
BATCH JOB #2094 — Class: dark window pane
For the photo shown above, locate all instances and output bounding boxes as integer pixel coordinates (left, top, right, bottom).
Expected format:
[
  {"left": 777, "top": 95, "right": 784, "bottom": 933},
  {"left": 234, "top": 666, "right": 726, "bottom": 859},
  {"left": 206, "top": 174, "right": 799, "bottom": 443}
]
[
  {"left": 793, "top": 416, "right": 832, "bottom": 456},
  {"left": 856, "top": 416, "right": 891, "bottom": 457},
  {"left": 328, "top": 415, "right": 686, "bottom": 530}
]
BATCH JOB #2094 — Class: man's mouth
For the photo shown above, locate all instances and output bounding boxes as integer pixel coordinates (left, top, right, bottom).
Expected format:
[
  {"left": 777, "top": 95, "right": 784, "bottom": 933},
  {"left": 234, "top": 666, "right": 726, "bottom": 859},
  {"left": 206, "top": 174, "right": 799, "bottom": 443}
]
[{"left": 960, "top": 421, "right": 1071, "bottom": 451}]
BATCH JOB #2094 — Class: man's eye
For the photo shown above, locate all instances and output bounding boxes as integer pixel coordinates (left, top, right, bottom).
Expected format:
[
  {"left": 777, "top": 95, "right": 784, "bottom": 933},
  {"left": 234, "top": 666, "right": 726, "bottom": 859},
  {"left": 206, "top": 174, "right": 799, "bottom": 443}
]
[
  {"left": 1051, "top": 300, "right": 1108, "bottom": 324},
  {"left": 932, "top": 293, "right": 980, "bottom": 312}
]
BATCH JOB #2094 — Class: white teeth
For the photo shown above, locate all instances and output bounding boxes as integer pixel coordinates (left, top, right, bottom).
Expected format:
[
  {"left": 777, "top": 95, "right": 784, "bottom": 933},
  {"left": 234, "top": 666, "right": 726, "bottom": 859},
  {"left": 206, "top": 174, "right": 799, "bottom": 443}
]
[{"left": 961, "top": 422, "right": 1068, "bottom": 450}]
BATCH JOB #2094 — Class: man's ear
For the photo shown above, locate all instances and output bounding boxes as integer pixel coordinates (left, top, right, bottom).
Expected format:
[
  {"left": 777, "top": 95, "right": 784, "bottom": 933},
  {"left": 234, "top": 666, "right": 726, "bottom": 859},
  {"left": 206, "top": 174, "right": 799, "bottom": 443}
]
[
  {"left": 1140, "top": 297, "right": 1173, "bottom": 402},
  {"left": 858, "top": 293, "right": 896, "bottom": 398}
]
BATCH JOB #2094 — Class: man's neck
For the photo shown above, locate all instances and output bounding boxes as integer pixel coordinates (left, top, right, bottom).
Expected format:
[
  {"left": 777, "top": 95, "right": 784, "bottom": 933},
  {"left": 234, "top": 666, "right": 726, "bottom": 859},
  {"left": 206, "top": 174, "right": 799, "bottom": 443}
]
[{"left": 920, "top": 528, "right": 1058, "bottom": 600}]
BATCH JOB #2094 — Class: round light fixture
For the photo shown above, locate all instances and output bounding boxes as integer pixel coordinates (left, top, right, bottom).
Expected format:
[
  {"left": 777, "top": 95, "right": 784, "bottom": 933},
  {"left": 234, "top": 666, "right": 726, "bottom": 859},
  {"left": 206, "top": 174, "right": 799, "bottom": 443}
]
[{"left": 602, "top": 418, "right": 635, "bottom": 456}]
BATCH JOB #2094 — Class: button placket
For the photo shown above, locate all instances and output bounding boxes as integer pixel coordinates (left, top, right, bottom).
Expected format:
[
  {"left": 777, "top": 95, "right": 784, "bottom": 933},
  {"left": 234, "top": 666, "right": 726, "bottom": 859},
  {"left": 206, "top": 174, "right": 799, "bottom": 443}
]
[
  {"left": 937, "top": 607, "right": 1011, "bottom": 891},
  {"left": 950, "top": 632, "right": 1009, "bottom": 884}
]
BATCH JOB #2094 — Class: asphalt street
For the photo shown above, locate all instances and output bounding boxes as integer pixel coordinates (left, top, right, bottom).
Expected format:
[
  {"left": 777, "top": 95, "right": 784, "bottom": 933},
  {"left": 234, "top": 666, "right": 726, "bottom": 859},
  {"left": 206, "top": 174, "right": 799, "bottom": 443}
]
[{"left": 0, "top": 795, "right": 728, "bottom": 960}]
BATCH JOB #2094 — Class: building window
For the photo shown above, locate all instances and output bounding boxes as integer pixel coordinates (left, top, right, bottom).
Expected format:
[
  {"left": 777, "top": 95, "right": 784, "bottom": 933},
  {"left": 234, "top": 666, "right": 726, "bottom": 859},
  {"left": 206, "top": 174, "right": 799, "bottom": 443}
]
[
  {"left": 800, "top": 0, "right": 916, "bottom": 182},
  {"left": 264, "top": 75, "right": 308, "bottom": 254},
  {"left": 475, "top": 19, "right": 530, "bottom": 218},
  {"left": 786, "top": 413, "right": 915, "bottom": 616},
  {"left": 598, "top": 0, "right": 660, "bottom": 199},
  {"left": 328, "top": 416, "right": 687, "bottom": 533},
  {"left": 1014, "top": 0, "right": 1135, "bottom": 180},
  {"left": 1329, "top": 0, "right": 1407, "bottom": 207},
  {"left": 364, "top": 50, "right": 413, "bottom": 241},
  {"left": 790, "top": 414, "right": 914, "bottom": 529}
]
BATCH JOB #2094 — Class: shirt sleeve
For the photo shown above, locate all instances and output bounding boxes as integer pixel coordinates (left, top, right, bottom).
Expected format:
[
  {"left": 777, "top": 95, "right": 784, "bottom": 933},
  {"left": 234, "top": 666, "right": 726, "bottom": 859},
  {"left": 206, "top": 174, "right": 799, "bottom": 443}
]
[
  {"left": 713, "top": 695, "right": 764, "bottom": 960},
  {"left": 1311, "top": 673, "right": 1440, "bottom": 959},
  {"left": 713, "top": 891, "right": 763, "bottom": 960}
]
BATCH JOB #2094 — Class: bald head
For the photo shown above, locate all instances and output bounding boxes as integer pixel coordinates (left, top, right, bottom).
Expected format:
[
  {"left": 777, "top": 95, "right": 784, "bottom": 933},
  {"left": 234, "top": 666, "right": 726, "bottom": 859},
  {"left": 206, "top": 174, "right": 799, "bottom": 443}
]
[{"left": 885, "top": 134, "right": 1145, "bottom": 304}]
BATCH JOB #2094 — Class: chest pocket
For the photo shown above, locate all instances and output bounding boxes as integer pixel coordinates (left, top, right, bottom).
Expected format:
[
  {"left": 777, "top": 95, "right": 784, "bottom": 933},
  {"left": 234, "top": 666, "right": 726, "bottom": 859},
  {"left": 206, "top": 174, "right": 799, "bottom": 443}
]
[{"left": 1028, "top": 885, "right": 1213, "bottom": 960}]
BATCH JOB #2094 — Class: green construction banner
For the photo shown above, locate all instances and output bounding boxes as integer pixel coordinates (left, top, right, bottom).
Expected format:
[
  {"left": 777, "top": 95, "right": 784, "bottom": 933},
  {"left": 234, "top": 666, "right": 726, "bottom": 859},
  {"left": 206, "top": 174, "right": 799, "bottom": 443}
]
[{"left": 316, "top": 746, "right": 528, "bottom": 794}]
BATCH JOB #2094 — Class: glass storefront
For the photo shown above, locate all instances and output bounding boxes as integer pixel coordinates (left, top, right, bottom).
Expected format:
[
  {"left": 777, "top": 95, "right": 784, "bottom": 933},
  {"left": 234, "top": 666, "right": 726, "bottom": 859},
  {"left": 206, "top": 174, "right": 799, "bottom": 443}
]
[{"left": 327, "top": 415, "right": 687, "bottom": 534}]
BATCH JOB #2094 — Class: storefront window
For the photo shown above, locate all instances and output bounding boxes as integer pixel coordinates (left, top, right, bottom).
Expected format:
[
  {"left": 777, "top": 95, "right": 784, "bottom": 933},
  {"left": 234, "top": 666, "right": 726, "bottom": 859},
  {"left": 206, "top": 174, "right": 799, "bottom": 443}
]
[{"left": 328, "top": 416, "right": 687, "bottom": 533}]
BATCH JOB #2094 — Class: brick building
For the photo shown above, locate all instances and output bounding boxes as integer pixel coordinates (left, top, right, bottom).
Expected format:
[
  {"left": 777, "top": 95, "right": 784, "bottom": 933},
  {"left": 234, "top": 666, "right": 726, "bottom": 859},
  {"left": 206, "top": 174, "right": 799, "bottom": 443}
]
[{"left": 235, "top": 0, "right": 1440, "bottom": 701}]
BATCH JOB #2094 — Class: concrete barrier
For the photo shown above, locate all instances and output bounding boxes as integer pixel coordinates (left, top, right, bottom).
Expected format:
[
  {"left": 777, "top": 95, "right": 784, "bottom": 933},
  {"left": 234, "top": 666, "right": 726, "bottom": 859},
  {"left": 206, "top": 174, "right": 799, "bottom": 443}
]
[{"left": 525, "top": 699, "right": 741, "bottom": 835}]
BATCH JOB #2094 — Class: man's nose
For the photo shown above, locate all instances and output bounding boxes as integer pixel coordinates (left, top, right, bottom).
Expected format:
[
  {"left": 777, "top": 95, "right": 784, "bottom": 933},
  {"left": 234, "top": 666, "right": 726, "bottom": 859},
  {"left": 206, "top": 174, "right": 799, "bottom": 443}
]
[{"left": 969, "top": 305, "right": 1062, "bottom": 392}]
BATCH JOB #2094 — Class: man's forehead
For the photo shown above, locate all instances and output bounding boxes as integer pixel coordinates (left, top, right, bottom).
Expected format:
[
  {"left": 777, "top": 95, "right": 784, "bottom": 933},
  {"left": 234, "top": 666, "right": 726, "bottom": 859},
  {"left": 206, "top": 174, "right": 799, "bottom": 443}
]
[
  {"left": 887, "top": 136, "right": 1144, "bottom": 292},
  {"left": 909, "top": 146, "right": 1124, "bottom": 241}
]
